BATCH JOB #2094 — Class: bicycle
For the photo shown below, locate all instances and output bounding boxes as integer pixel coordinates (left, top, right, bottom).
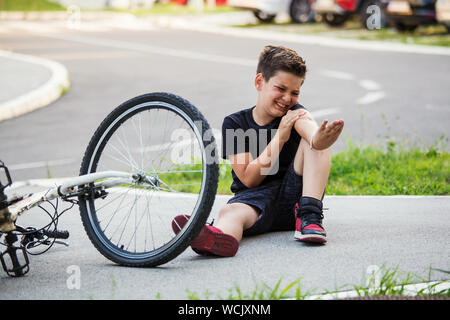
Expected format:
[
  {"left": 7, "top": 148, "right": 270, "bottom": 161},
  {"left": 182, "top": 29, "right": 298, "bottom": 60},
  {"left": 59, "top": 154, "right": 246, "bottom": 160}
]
[{"left": 0, "top": 92, "right": 219, "bottom": 277}]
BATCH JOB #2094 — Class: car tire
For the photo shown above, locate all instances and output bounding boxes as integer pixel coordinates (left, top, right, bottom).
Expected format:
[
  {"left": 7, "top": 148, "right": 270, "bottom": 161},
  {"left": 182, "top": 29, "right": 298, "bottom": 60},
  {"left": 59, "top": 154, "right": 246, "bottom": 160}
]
[
  {"left": 393, "top": 21, "right": 418, "bottom": 32},
  {"left": 289, "top": 0, "right": 315, "bottom": 23},
  {"left": 322, "top": 13, "right": 349, "bottom": 26},
  {"left": 253, "top": 10, "right": 277, "bottom": 23}
]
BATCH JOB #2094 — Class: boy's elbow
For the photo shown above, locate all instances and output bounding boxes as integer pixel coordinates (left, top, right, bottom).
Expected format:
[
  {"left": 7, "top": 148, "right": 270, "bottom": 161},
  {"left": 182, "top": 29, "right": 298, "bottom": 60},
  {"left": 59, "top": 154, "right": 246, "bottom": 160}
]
[
  {"left": 240, "top": 175, "right": 262, "bottom": 189},
  {"left": 242, "top": 179, "right": 257, "bottom": 189}
]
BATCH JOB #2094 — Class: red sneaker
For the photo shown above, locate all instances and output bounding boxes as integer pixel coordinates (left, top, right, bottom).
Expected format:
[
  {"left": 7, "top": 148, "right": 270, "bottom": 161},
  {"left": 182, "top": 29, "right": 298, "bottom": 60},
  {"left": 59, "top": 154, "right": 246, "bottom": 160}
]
[
  {"left": 171, "top": 215, "right": 239, "bottom": 257},
  {"left": 294, "top": 203, "right": 327, "bottom": 243}
]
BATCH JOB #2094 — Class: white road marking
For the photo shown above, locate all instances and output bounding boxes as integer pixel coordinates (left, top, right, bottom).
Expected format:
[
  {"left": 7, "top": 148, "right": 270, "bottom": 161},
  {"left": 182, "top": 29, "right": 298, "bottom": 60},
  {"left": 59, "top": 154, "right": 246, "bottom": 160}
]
[
  {"left": 319, "top": 69, "right": 355, "bottom": 81},
  {"left": 40, "top": 33, "right": 256, "bottom": 67},
  {"left": 1, "top": 21, "right": 58, "bottom": 34},
  {"left": 359, "top": 79, "right": 382, "bottom": 91},
  {"left": 0, "top": 18, "right": 158, "bottom": 34},
  {"left": 39, "top": 50, "right": 143, "bottom": 61},
  {"left": 7, "top": 158, "right": 77, "bottom": 170},
  {"left": 320, "top": 70, "right": 385, "bottom": 105},
  {"left": 311, "top": 107, "right": 342, "bottom": 118},
  {"left": 356, "top": 91, "right": 386, "bottom": 105}
]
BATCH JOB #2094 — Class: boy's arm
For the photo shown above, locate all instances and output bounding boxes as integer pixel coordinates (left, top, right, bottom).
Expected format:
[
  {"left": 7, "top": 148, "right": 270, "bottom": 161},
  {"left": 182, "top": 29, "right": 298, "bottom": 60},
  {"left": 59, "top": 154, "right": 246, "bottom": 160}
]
[
  {"left": 229, "top": 131, "right": 285, "bottom": 189},
  {"left": 229, "top": 110, "right": 304, "bottom": 189}
]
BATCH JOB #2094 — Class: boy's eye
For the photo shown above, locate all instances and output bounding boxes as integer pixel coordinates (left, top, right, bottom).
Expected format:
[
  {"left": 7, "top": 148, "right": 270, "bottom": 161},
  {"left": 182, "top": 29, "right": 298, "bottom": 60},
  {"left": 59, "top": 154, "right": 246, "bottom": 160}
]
[{"left": 276, "top": 86, "right": 299, "bottom": 96}]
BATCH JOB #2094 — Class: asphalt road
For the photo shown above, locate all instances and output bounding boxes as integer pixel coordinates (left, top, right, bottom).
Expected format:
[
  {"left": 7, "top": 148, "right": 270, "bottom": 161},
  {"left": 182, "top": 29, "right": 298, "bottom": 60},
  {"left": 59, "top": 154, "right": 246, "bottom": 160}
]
[
  {"left": 0, "top": 184, "right": 449, "bottom": 299},
  {"left": 0, "top": 20, "right": 449, "bottom": 182},
  {"left": 0, "top": 19, "right": 449, "bottom": 300}
]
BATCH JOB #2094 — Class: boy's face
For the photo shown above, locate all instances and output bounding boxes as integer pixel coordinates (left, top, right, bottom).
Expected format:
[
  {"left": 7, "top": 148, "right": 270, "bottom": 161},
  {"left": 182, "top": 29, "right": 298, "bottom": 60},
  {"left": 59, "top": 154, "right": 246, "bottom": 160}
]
[{"left": 255, "top": 70, "right": 303, "bottom": 119}]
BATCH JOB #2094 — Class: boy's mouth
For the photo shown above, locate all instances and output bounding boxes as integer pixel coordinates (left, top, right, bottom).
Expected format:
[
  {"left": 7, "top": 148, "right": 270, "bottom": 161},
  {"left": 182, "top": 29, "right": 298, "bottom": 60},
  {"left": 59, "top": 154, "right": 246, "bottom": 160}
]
[{"left": 274, "top": 101, "right": 289, "bottom": 112}]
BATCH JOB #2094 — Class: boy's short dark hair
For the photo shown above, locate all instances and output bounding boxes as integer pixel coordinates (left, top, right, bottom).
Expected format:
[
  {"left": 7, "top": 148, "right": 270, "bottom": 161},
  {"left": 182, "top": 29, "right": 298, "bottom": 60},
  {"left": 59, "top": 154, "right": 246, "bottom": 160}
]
[{"left": 256, "top": 45, "right": 307, "bottom": 82}]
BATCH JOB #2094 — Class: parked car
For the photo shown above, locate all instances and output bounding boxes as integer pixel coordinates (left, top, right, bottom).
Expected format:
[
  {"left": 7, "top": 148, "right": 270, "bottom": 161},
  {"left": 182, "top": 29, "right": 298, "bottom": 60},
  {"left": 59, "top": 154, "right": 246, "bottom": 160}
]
[
  {"left": 386, "top": 0, "right": 436, "bottom": 31},
  {"left": 228, "top": 0, "right": 316, "bottom": 23},
  {"left": 312, "top": 0, "right": 389, "bottom": 28},
  {"left": 434, "top": 0, "right": 450, "bottom": 31}
]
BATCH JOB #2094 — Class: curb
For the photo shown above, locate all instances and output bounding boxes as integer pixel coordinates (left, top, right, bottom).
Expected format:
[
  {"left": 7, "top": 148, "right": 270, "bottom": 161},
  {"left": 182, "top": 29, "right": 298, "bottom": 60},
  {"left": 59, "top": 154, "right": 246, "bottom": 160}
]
[
  {"left": 0, "top": 10, "right": 130, "bottom": 21},
  {"left": 1, "top": 11, "right": 449, "bottom": 56},
  {"left": 301, "top": 280, "right": 450, "bottom": 300},
  {"left": 0, "top": 50, "right": 70, "bottom": 122},
  {"left": 8, "top": 179, "right": 450, "bottom": 200},
  {"left": 147, "top": 16, "right": 450, "bottom": 56}
]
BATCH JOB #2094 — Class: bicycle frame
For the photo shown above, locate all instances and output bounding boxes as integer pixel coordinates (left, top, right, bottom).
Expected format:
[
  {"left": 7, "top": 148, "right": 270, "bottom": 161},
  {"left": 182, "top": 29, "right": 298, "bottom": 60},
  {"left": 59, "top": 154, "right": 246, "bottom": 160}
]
[
  {"left": 4, "top": 171, "right": 142, "bottom": 231},
  {"left": 0, "top": 170, "right": 148, "bottom": 233}
]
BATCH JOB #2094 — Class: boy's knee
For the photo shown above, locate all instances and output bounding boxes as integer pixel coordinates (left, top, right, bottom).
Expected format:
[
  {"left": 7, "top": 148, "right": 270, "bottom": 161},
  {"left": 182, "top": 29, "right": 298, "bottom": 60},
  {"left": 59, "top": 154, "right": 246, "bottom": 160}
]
[
  {"left": 219, "top": 203, "right": 259, "bottom": 225},
  {"left": 218, "top": 206, "right": 232, "bottom": 219}
]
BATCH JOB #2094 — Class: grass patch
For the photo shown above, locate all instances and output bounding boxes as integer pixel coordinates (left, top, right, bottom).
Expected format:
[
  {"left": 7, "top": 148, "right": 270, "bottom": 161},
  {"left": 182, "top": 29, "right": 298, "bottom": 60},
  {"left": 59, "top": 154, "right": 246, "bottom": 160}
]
[
  {"left": 326, "top": 138, "right": 450, "bottom": 195},
  {"left": 186, "top": 277, "right": 310, "bottom": 300},
  {"left": 0, "top": 0, "right": 65, "bottom": 11},
  {"left": 179, "top": 265, "right": 449, "bottom": 300}
]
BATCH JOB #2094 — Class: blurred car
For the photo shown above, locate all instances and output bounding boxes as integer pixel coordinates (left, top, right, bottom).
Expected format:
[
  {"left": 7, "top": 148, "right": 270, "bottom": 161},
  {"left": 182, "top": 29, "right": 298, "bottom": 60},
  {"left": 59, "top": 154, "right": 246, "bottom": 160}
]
[
  {"left": 386, "top": 0, "right": 436, "bottom": 31},
  {"left": 435, "top": 0, "right": 450, "bottom": 31},
  {"left": 312, "top": 0, "right": 389, "bottom": 28},
  {"left": 228, "top": 0, "right": 316, "bottom": 23}
]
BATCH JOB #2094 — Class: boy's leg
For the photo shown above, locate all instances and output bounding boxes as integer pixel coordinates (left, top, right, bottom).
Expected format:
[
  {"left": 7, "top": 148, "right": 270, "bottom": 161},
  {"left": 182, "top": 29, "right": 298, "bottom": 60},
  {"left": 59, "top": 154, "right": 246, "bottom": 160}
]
[
  {"left": 293, "top": 138, "right": 330, "bottom": 243},
  {"left": 215, "top": 203, "right": 259, "bottom": 242},
  {"left": 293, "top": 138, "right": 330, "bottom": 199}
]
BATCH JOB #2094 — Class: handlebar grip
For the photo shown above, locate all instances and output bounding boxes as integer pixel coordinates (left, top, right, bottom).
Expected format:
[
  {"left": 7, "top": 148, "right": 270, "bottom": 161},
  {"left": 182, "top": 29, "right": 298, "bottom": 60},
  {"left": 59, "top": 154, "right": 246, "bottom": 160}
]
[{"left": 43, "top": 229, "right": 69, "bottom": 239}]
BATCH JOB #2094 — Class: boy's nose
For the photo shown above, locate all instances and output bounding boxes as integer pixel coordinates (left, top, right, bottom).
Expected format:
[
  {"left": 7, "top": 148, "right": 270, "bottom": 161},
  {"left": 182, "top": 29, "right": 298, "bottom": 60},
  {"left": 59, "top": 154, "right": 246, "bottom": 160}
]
[{"left": 281, "top": 94, "right": 291, "bottom": 104}]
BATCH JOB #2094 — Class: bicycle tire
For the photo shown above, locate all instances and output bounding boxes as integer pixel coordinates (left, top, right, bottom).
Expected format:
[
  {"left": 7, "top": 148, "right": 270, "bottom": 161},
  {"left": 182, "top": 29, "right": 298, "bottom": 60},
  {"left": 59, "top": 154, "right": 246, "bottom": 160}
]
[{"left": 78, "top": 92, "right": 218, "bottom": 267}]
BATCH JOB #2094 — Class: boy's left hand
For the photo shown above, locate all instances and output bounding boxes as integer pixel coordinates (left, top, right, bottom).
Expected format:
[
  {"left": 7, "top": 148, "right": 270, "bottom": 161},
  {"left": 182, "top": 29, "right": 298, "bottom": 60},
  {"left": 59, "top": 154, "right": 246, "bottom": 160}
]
[{"left": 312, "top": 119, "right": 344, "bottom": 150}]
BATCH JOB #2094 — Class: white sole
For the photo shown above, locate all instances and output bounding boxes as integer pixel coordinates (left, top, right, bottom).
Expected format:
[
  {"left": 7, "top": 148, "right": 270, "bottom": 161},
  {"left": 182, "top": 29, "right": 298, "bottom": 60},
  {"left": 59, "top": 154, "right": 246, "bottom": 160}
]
[{"left": 294, "top": 230, "right": 327, "bottom": 243}]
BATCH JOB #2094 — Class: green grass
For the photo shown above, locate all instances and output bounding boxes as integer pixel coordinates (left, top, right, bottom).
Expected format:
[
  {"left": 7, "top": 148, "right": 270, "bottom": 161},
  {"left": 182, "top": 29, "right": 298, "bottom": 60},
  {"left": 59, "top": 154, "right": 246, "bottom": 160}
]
[
  {"left": 0, "top": 0, "right": 65, "bottom": 11},
  {"left": 179, "top": 265, "right": 449, "bottom": 300},
  {"left": 185, "top": 277, "right": 310, "bottom": 300},
  {"left": 234, "top": 17, "right": 450, "bottom": 47},
  {"left": 212, "top": 139, "right": 449, "bottom": 196},
  {"left": 326, "top": 138, "right": 449, "bottom": 195}
]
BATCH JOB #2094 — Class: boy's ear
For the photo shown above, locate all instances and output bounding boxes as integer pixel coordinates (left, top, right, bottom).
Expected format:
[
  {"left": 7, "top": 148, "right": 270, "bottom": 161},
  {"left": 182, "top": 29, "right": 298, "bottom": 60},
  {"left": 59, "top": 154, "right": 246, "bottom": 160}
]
[{"left": 255, "top": 73, "right": 264, "bottom": 91}]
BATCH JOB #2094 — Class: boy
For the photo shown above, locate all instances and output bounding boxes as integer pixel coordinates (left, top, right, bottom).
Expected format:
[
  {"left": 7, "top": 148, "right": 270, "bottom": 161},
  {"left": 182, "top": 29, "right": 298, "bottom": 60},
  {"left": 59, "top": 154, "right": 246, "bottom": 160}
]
[{"left": 172, "top": 45, "right": 344, "bottom": 257}]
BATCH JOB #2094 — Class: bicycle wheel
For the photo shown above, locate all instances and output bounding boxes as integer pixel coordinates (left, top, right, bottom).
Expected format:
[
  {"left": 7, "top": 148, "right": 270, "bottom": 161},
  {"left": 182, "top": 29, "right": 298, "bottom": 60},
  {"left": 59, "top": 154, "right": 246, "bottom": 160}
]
[{"left": 78, "top": 92, "right": 218, "bottom": 267}]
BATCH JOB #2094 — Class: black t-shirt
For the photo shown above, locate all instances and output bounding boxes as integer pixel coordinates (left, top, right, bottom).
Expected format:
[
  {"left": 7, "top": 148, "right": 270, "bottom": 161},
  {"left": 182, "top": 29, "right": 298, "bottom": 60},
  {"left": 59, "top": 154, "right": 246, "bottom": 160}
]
[{"left": 221, "top": 104, "right": 305, "bottom": 193}]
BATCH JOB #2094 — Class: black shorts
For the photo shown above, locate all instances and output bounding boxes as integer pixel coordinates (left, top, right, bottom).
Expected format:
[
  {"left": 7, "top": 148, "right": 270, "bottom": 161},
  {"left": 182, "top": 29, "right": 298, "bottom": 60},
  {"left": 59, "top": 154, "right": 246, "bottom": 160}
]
[{"left": 227, "top": 161, "right": 303, "bottom": 237}]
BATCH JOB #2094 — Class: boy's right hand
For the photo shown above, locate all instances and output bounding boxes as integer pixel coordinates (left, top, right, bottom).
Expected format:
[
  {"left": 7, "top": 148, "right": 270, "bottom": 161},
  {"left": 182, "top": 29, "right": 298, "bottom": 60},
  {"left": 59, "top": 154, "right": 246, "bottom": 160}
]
[{"left": 277, "top": 109, "right": 307, "bottom": 143}]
